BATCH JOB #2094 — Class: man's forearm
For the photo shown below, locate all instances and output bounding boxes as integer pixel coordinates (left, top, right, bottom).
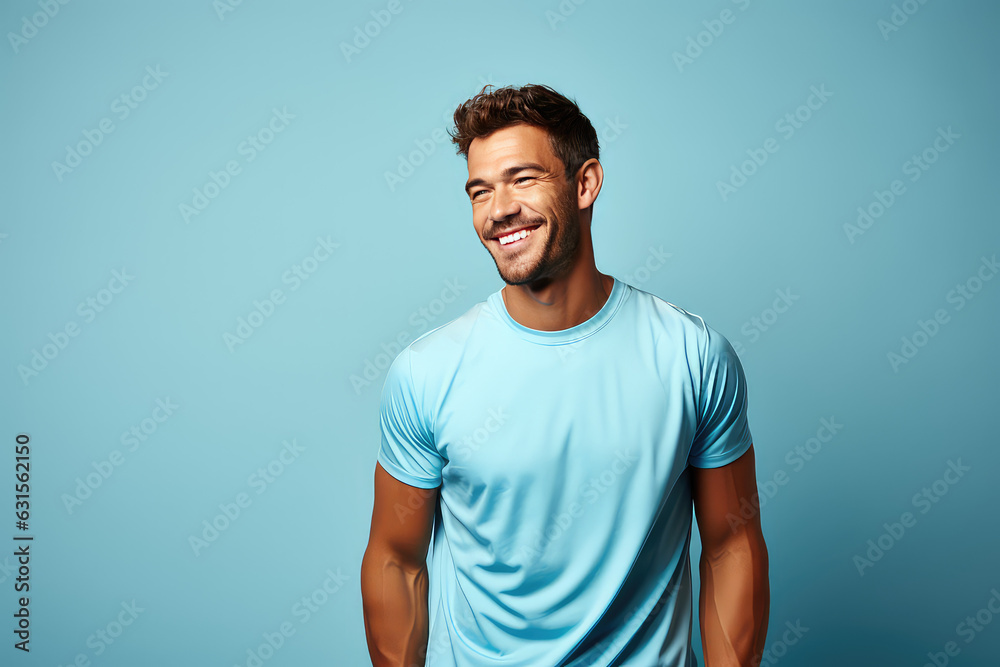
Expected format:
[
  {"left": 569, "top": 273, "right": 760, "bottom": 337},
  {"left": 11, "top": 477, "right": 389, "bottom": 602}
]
[
  {"left": 361, "top": 549, "right": 430, "bottom": 667},
  {"left": 698, "top": 531, "right": 769, "bottom": 666}
]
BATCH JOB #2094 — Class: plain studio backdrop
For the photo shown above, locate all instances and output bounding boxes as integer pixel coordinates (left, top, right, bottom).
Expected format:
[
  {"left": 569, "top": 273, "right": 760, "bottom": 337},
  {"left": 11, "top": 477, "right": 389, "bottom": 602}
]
[{"left": 1, "top": 1, "right": 998, "bottom": 665}]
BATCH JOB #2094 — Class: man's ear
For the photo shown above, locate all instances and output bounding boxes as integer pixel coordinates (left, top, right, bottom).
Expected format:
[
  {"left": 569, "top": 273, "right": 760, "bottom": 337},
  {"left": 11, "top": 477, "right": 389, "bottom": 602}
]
[{"left": 574, "top": 158, "right": 604, "bottom": 210}]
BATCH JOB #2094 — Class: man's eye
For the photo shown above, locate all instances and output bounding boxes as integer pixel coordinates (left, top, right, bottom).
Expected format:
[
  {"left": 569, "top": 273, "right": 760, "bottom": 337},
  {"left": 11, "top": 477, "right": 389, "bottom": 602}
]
[
  {"left": 472, "top": 190, "right": 486, "bottom": 199},
  {"left": 515, "top": 177, "right": 534, "bottom": 184}
]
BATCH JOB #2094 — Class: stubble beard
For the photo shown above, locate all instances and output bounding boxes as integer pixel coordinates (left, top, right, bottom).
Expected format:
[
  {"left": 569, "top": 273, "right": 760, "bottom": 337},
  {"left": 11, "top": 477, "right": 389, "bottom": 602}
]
[{"left": 491, "top": 185, "right": 581, "bottom": 288}]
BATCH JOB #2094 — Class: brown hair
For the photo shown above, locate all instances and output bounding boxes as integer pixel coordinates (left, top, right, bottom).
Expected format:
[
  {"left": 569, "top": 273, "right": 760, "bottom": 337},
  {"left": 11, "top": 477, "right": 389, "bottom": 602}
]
[{"left": 448, "top": 83, "right": 599, "bottom": 182}]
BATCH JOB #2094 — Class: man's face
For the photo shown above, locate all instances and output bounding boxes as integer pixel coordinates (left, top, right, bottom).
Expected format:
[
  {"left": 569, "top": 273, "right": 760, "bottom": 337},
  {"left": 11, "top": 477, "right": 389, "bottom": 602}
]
[{"left": 464, "top": 123, "right": 581, "bottom": 287}]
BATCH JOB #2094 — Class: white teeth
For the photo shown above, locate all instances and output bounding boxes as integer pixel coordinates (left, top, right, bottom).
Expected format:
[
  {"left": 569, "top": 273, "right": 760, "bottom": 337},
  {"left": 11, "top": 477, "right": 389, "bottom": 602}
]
[{"left": 499, "top": 228, "right": 534, "bottom": 245}]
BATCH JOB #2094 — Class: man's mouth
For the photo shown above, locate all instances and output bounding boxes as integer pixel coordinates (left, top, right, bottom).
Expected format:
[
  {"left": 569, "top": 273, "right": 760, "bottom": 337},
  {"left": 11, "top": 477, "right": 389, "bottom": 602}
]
[{"left": 494, "top": 224, "right": 542, "bottom": 247}]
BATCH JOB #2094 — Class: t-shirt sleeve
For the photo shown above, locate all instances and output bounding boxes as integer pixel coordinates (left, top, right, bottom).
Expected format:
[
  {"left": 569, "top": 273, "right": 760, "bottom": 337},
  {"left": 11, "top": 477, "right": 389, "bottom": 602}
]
[
  {"left": 687, "top": 324, "right": 754, "bottom": 468},
  {"left": 377, "top": 346, "right": 443, "bottom": 489}
]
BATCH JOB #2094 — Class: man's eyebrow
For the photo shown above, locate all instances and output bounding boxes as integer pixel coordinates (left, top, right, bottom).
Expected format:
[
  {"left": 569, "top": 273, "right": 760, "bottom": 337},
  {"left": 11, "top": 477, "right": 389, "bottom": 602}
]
[{"left": 464, "top": 162, "right": 546, "bottom": 195}]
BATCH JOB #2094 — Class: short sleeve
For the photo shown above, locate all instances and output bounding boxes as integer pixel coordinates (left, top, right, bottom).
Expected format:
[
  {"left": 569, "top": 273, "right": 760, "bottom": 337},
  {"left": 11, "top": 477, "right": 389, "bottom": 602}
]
[
  {"left": 377, "top": 346, "right": 443, "bottom": 488},
  {"left": 687, "top": 324, "right": 753, "bottom": 468}
]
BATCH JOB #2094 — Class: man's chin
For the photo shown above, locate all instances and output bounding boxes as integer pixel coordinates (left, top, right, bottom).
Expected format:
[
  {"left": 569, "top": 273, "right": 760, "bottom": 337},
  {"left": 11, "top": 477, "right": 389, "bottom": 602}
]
[
  {"left": 497, "top": 264, "right": 554, "bottom": 288},
  {"left": 497, "top": 268, "right": 537, "bottom": 287}
]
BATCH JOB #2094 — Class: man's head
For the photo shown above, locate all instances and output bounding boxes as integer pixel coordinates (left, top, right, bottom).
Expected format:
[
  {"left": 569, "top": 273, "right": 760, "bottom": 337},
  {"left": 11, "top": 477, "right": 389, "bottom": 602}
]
[{"left": 449, "top": 84, "right": 602, "bottom": 288}]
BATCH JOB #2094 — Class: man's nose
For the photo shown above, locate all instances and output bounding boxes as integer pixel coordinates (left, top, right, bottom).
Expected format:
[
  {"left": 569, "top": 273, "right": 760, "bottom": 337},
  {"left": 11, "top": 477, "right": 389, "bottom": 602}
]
[{"left": 490, "top": 185, "right": 520, "bottom": 222}]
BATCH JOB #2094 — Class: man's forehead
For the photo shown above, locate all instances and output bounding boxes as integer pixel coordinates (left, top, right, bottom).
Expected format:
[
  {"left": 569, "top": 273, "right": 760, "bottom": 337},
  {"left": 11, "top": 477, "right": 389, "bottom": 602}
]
[{"left": 468, "top": 124, "right": 557, "bottom": 171}]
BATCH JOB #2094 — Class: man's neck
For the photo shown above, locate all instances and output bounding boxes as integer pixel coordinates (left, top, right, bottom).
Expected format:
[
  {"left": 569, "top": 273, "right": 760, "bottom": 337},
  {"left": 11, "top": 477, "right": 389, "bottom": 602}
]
[{"left": 502, "top": 268, "right": 614, "bottom": 332}]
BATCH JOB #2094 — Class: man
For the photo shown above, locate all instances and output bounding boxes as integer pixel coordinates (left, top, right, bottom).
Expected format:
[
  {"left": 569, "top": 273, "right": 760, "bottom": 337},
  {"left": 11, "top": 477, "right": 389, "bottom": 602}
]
[{"left": 361, "top": 83, "right": 769, "bottom": 666}]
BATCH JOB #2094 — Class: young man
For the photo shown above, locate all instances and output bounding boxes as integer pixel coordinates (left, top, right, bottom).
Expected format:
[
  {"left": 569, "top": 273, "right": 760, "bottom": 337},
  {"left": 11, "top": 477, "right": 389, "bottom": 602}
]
[{"left": 361, "top": 84, "right": 769, "bottom": 667}]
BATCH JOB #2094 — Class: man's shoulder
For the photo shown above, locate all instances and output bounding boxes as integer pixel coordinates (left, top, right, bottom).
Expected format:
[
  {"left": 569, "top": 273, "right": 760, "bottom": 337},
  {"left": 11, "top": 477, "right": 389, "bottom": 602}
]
[
  {"left": 407, "top": 295, "right": 491, "bottom": 354},
  {"left": 621, "top": 280, "right": 744, "bottom": 372},
  {"left": 389, "top": 289, "right": 504, "bottom": 385},
  {"left": 623, "top": 280, "right": 714, "bottom": 340},
  {"left": 380, "top": 296, "right": 491, "bottom": 400}
]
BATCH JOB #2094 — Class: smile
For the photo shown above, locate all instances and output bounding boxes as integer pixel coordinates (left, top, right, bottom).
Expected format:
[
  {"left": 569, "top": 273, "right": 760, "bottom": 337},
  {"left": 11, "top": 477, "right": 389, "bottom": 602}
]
[{"left": 496, "top": 224, "right": 541, "bottom": 246}]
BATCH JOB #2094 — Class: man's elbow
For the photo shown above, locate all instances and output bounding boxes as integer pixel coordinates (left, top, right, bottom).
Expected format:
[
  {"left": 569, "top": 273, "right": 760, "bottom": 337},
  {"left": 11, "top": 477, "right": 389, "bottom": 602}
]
[
  {"left": 360, "top": 543, "right": 430, "bottom": 603},
  {"left": 702, "top": 522, "right": 769, "bottom": 569},
  {"left": 363, "top": 540, "right": 429, "bottom": 576}
]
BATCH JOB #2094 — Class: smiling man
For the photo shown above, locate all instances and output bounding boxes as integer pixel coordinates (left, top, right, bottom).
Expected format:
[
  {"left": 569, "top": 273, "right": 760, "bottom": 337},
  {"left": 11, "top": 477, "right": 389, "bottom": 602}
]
[{"left": 361, "top": 84, "right": 769, "bottom": 667}]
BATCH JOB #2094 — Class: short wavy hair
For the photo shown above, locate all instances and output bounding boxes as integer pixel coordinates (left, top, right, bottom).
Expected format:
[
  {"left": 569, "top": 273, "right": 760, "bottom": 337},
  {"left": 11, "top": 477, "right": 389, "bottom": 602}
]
[{"left": 448, "top": 83, "right": 600, "bottom": 182}]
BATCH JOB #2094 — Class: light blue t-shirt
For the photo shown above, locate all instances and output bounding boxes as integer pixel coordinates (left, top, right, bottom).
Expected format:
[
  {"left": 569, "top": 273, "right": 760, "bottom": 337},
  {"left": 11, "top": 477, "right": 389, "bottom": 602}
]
[{"left": 377, "top": 276, "right": 753, "bottom": 667}]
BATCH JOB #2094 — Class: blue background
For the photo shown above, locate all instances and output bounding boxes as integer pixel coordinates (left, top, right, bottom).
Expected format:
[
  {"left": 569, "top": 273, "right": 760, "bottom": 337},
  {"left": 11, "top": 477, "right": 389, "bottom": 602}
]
[{"left": 2, "top": 0, "right": 998, "bottom": 665}]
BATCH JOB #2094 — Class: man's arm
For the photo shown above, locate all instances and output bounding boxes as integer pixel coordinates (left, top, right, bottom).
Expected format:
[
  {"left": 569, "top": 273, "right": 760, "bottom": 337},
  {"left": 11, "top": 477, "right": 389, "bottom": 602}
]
[
  {"left": 361, "top": 462, "right": 439, "bottom": 667},
  {"left": 691, "top": 444, "right": 770, "bottom": 667}
]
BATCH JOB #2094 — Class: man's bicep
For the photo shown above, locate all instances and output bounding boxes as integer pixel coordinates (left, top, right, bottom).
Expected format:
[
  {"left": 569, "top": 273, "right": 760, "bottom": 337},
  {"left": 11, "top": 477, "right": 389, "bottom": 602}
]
[
  {"left": 691, "top": 444, "right": 761, "bottom": 556},
  {"left": 368, "top": 461, "right": 439, "bottom": 563}
]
